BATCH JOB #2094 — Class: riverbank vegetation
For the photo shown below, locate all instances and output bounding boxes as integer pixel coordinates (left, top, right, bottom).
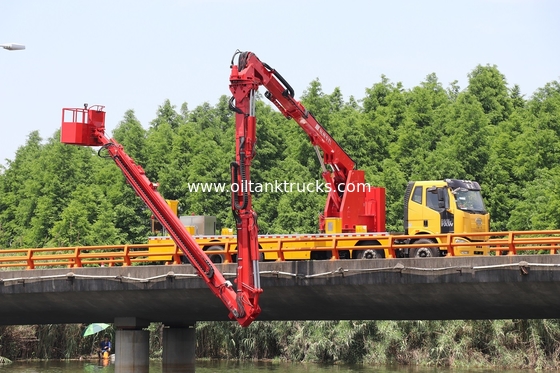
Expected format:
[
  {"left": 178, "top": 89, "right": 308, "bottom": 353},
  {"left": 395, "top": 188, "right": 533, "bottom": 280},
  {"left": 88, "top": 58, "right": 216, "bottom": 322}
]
[
  {"left": 1, "top": 320, "right": 560, "bottom": 369},
  {"left": 194, "top": 319, "right": 560, "bottom": 369},
  {"left": 1, "top": 65, "right": 560, "bottom": 368}
]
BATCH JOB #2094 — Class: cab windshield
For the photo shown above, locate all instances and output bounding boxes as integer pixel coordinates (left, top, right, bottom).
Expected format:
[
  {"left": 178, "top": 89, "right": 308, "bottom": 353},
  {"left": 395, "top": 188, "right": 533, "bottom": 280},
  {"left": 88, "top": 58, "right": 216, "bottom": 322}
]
[{"left": 453, "top": 188, "right": 487, "bottom": 214}]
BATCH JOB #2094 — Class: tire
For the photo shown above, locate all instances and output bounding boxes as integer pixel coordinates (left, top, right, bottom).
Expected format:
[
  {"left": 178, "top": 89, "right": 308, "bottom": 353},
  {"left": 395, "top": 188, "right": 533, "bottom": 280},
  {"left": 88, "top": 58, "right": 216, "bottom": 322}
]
[
  {"left": 206, "top": 245, "right": 225, "bottom": 264},
  {"left": 311, "top": 251, "right": 329, "bottom": 260},
  {"left": 353, "top": 240, "right": 385, "bottom": 259},
  {"left": 227, "top": 247, "right": 258, "bottom": 263},
  {"left": 171, "top": 251, "right": 189, "bottom": 264},
  {"left": 410, "top": 238, "right": 440, "bottom": 258},
  {"left": 339, "top": 250, "right": 351, "bottom": 260}
]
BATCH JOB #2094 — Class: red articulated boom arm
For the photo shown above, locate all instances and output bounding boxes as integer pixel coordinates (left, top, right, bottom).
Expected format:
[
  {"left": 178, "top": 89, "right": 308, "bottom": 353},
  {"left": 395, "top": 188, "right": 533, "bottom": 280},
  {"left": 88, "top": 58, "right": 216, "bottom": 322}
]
[
  {"left": 60, "top": 105, "right": 261, "bottom": 327},
  {"left": 229, "top": 51, "right": 385, "bottom": 233}
]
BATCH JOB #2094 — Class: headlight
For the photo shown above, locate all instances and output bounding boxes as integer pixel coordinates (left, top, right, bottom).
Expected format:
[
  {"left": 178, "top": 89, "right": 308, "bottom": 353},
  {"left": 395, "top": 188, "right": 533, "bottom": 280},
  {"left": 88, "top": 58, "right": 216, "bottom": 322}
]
[{"left": 454, "top": 238, "right": 468, "bottom": 243}]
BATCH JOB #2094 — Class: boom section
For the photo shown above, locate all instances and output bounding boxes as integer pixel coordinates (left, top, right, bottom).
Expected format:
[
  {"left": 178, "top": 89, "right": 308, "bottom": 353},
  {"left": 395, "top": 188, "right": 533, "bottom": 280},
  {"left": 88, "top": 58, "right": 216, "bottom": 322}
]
[
  {"left": 60, "top": 105, "right": 261, "bottom": 327},
  {"left": 227, "top": 54, "right": 262, "bottom": 315},
  {"left": 229, "top": 51, "right": 355, "bottom": 208}
]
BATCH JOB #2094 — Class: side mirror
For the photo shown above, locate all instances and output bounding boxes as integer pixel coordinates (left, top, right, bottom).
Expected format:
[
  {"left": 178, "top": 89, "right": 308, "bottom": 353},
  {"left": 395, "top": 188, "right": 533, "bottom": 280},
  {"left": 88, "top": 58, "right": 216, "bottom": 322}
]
[{"left": 437, "top": 188, "right": 450, "bottom": 209}]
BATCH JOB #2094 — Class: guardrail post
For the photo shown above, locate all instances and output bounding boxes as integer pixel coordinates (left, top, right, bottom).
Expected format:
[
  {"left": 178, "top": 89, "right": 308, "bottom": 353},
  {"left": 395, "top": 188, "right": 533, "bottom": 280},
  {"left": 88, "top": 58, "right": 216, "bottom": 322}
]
[
  {"left": 26, "top": 250, "right": 34, "bottom": 270},
  {"left": 508, "top": 232, "right": 516, "bottom": 255},
  {"left": 171, "top": 245, "right": 181, "bottom": 264},
  {"left": 330, "top": 238, "right": 339, "bottom": 260},
  {"left": 73, "top": 247, "right": 82, "bottom": 268},
  {"left": 446, "top": 234, "right": 455, "bottom": 256},
  {"left": 387, "top": 238, "right": 395, "bottom": 259},
  {"left": 224, "top": 242, "right": 233, "bottom": 264},
  {"left": 276, "top": 240, "right": 285, "bottom": 262},
  {"left": 123, "top": 245, "right": 131, "bottom": 266}
]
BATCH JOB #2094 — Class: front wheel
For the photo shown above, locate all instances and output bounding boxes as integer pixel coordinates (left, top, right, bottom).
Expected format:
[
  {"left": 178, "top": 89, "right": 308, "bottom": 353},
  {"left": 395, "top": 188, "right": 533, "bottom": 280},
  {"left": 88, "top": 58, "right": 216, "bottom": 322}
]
[{"left": 410, "top": 238, "right": 440, "bottom": 258}]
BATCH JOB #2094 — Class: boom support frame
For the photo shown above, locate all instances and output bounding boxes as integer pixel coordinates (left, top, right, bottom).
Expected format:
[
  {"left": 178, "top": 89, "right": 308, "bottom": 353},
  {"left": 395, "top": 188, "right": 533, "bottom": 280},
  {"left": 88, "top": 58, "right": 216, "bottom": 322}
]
[{"left": 229, "top": 51, "right": 385, "bottom": 233}]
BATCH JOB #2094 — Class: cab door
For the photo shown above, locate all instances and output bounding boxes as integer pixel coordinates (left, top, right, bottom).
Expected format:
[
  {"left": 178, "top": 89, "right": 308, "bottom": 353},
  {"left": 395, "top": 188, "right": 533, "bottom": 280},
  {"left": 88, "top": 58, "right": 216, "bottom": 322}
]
[
  {"left": 425, "top": 186, "right": 454, "bottom": 234},
  {"left": 405, "top": 184, "right": 425, "bottom": 234}
]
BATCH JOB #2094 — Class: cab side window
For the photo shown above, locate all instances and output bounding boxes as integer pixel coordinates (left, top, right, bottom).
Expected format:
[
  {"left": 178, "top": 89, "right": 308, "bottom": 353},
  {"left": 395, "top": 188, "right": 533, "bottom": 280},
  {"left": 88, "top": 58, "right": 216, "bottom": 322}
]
[
  {"left": 426, "top": 189, "right": 441, "bottom": 210},
  {"left": 411, "top": 186, "right": 422, "bottom": 204}
]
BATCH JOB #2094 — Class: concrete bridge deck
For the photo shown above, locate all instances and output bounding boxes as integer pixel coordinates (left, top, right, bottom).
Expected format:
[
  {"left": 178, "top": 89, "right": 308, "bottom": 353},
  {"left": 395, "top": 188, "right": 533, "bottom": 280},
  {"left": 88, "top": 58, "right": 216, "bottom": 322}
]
[{"left": 1, "top": 255, "right": 560, "bottom": 325}]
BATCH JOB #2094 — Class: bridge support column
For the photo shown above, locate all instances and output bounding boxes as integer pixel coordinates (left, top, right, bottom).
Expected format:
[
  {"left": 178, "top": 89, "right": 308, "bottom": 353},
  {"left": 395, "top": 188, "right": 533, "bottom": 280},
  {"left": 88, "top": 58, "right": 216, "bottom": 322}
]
[
  {"left": 163, "top": 324, "right": 196, "bottom": 371},
  {"left": 114, "top": 317, "right": 150, "bottom": 373}
]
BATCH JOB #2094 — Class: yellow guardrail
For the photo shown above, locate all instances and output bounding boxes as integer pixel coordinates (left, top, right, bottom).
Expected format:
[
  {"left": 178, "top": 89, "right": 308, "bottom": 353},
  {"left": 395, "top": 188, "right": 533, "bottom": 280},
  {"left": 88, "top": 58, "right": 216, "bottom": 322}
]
[{"left": 0, "top": 230, "right": 559, "bottom": 270}]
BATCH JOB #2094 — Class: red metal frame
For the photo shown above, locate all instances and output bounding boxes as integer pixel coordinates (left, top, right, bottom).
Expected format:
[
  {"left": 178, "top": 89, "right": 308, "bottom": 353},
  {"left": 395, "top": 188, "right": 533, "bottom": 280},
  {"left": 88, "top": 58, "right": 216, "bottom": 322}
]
[
  {"left": 60, "top": 106, "right": 261, "bottom": 327},
  {"left": 229, "top": 51, "right": 386, "bottom": 233}
]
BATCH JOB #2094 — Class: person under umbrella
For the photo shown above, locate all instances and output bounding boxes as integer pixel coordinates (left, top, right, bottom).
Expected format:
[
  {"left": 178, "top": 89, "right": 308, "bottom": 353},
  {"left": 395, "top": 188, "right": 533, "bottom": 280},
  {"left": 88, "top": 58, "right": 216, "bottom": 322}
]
[{"left": 98, "top": 334, "right": 111, "bottom": 359}]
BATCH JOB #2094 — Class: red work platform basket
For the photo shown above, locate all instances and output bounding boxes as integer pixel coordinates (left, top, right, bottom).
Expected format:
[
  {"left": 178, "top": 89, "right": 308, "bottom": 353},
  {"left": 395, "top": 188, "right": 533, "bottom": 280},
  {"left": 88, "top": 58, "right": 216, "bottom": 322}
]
[{"left": 61, "top": 105, "right": 106, "bottom": 146}]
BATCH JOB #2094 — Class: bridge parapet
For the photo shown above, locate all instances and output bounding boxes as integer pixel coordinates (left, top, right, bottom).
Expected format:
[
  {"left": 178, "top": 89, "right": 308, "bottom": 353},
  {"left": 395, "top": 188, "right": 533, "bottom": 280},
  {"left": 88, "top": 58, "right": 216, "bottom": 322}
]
[{"left": 1, "top": 255, "right": 560, "bottom": 325}]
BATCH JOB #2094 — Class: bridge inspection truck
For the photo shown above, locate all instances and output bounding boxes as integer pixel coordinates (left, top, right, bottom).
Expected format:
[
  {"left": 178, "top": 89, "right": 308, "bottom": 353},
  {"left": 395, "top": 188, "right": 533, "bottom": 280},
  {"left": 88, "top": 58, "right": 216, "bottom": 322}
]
[
  {"left": 59, "top": 52, "right": 493, "bottom": 328},
  {"left": 149, "top": 50, "right": 490, "bottom": 263}
]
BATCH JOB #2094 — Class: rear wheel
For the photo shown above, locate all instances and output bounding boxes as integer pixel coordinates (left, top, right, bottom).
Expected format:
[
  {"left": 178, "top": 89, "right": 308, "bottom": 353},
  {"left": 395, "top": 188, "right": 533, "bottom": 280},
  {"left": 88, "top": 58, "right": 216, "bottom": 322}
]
[
  {"left": 410, "top": 238, "right": 440, "bottom": 258},
  {"left": 206, "top": 245, "right": 225, "bottom": 264},
  {"left": 353, "top": 240, "right": 385, "bottom": 259}
]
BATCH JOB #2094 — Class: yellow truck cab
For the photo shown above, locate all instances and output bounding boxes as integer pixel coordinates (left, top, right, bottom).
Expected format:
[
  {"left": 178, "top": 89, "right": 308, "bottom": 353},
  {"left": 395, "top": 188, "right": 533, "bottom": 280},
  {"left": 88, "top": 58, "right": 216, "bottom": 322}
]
[{"left": 403, "top": 179, "right": 490, "bottom": 257}]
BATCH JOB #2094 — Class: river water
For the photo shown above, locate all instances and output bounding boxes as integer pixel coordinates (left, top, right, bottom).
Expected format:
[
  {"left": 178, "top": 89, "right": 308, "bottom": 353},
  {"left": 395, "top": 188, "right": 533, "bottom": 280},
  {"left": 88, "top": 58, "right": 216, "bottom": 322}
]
[{"left": 0, "top": 360, "right": 528, "bottom": 373}]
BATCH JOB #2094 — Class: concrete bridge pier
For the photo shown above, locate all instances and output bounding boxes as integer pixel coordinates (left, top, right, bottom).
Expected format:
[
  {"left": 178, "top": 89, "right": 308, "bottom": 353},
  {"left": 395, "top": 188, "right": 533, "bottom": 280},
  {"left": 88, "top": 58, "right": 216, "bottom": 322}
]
[
  {"left": 162, "top": 324, "right": 196, "bottom": 372},
  {"left": 114, "top": 317, "right": 150, "bottom": 373}
]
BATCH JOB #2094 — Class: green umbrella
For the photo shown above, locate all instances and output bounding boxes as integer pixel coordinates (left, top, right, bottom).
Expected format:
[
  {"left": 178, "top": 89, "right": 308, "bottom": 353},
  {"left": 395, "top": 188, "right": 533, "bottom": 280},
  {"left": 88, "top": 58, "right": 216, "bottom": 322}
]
[{"left": 83, "top": 323, "right": 111, "bottom": 337}]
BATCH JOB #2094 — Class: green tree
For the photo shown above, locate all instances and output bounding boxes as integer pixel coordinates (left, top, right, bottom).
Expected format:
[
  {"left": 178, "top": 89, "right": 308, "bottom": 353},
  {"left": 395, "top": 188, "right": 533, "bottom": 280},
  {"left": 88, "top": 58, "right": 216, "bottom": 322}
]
[
  {"left": 508, "top": 167, "right": 560, "bottom": 231},
  {"left": 426, "top": 91, "right": 490, "bottom": 181},
  {"left": 467, "top": 64, "right": 513, "bottom": 125},
  {"left": 112, "top": 109, "right": 147, "bottom": 165}
]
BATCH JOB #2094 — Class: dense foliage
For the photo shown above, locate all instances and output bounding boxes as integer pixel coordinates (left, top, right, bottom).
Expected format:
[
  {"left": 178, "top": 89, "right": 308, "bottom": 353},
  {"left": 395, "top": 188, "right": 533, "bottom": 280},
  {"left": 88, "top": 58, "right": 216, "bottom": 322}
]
[
  {"left": 1, "top": 65, "right": 560, "bottom": 367},
  {"left": 2, "top": 65, "right": 560, "bottom": 242}
]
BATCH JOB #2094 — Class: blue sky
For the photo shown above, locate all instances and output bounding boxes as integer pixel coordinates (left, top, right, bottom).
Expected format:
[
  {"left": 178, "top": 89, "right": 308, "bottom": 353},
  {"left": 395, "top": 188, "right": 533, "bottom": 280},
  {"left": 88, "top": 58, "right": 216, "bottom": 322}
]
[{"left": 1, "top": 0, "right": 558, "bottom": 167}]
